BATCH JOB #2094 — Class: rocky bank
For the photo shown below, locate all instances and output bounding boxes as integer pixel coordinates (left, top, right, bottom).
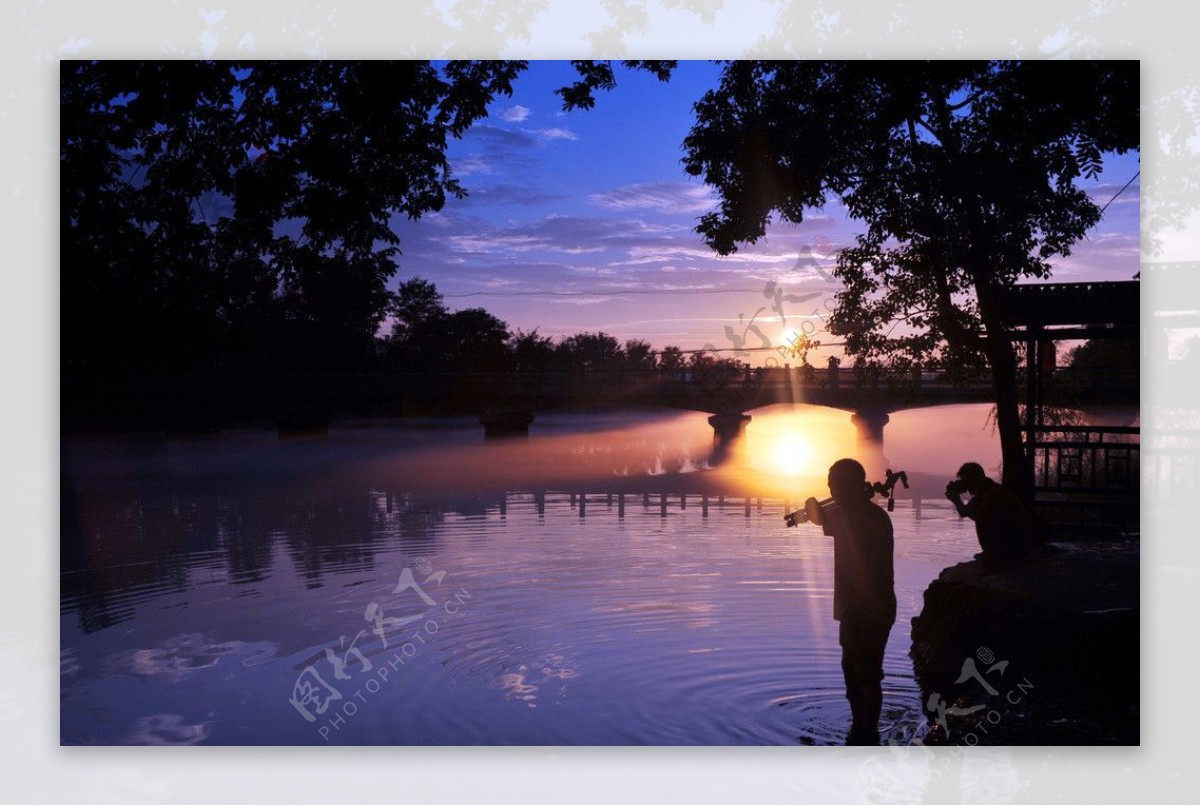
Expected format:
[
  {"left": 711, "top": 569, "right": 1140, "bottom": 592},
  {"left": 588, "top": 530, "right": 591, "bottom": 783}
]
[{"left": 910, "top": 540, "right": 1139, "bottom": 745}]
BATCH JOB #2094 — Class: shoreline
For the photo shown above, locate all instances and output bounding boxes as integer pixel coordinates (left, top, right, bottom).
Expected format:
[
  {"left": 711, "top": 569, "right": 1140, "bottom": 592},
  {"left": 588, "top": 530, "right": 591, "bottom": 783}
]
[{"left": 910, "top": 540, "right": 1140, "bottom": 745}]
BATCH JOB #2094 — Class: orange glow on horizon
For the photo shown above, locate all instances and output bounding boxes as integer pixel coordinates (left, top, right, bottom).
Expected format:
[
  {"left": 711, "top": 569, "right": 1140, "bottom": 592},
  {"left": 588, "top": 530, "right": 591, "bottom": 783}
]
[{"left": 722, "top": 404, "right": 859, "bottom": 498}]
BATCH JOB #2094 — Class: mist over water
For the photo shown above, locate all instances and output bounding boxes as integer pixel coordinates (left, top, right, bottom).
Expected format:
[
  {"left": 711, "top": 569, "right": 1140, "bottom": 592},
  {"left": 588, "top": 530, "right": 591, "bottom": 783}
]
[{"left": 60, "top": 403, "right": 1125, "bottom": 744}]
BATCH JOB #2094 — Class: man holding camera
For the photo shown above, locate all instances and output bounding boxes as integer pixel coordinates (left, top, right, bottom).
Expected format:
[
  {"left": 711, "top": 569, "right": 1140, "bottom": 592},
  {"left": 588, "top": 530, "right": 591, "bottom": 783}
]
[
  {"left": 945, "top": 462, "right": 1033, "bottom": 568},
  {"left": 814, "top": 458, "right": 896, "bottom": 746}
]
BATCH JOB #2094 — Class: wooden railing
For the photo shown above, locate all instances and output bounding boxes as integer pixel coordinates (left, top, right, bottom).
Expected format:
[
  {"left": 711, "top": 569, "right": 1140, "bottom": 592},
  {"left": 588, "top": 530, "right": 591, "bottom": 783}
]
[{"left": 1028, "top": 425, "right": 1139, "bottom": 532}]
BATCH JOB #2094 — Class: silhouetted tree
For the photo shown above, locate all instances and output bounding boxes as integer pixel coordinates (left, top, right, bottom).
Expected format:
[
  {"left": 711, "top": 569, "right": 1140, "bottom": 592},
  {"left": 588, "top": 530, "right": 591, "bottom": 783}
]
[
  {"left": 557, "top": 332, "right": 624, "bottom": 375},
  {"left": 658, "top": 345, "right": 686, "bottom": 375},
  {"left": 386, "top": 279, "right": 511, "bottom": 371},
  {"left": 433, "top": 308, "right": 512, "bottom": 371},
  {"left": 623, "top": 339, "right": 657, "bottom": 372},
  {"left": 509, "top": 329, "right": 557, "bottom": 374},
  {"left": 1064, "top": 337, "right": 1139, "bottom": 388},
  {"left": 1066, "top": 338, "right": 1140, "bottom": 370},
  {"left": 390, "top": 277, "right": 448, "bottom": 342},
  {"left": 61, "top": 60, "right": 527, "bottom": 374},
  {"left": 563, "top": 60, "right": 1139, "bottom": 496}
]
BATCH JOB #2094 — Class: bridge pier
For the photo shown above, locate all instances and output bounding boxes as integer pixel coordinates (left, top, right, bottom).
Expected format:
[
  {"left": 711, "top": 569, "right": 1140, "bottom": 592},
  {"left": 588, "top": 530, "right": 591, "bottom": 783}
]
[
  {"left": 479, "top": 408, "right": 534, "bottom": 438},
  {"left": 708, "top": 412, "right": 751, "bottom": 465},
  {"left": 851, "top": 408, "right": 891, "bottom": 479}
]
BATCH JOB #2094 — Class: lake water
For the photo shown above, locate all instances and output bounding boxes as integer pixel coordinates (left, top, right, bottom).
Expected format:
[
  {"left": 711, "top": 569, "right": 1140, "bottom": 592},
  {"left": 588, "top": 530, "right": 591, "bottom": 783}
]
[{"left": 60, "top": 404, "right": 1030, "bottom": 745}]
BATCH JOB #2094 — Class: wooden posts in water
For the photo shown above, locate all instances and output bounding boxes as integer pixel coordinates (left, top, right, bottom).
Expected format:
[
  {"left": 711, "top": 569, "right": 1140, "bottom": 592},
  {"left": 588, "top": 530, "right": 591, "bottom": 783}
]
[{"left": 493, "top": 490, "right": 854, "bottom": 524}]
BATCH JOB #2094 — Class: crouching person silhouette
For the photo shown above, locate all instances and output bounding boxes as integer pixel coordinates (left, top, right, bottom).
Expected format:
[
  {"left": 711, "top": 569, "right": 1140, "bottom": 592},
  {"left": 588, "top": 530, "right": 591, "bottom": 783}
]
[
  {"left": 809, "top": 458, "right": 896, "bottom": 745},
  {"left": 945, "top": 461, "right": 1033, "bottom": 569}
]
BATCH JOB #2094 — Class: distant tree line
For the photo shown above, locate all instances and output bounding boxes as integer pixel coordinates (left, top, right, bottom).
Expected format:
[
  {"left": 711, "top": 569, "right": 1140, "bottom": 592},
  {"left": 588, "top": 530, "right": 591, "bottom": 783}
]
[
  {"left": 59, "top": 60, "right": 675, "bottom": 379},
  {"left": 385, "top": 278, "right": 740, "bottom": 377}
]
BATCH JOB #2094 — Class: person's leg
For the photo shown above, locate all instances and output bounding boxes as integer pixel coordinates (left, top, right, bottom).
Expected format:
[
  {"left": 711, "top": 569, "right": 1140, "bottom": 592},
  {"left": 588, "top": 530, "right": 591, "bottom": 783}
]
[
  {"left": 861, "top": 620, "right": 892, "bottom": 740},
  {"left": 843, "top": 618, "right": 884, "bottom": 744},
  {"left": 840, "top": 619, "right": 867, "bottom": 738}
]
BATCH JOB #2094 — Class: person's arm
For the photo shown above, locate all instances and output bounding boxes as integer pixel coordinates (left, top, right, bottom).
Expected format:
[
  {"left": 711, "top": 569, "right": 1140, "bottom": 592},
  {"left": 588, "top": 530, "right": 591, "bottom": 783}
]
[
  {"left": 818, "top": 499, "right": 848, "bottom": 537},
  {"left": 945, "top": 489, "right": 969, "bottom": 518}
]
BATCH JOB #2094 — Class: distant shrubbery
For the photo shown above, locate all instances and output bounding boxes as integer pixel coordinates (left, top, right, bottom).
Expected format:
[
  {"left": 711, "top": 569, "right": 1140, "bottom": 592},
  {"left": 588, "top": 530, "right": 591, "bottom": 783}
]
[{"left": 384, "top": 277, "right": 743, "bottom": 377}]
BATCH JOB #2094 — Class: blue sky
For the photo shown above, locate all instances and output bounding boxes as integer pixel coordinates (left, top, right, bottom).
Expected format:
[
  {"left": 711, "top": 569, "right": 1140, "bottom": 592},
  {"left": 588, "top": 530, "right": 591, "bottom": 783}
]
[{"left": 391, "top": 61, "right": 1142, "bottom": 363}]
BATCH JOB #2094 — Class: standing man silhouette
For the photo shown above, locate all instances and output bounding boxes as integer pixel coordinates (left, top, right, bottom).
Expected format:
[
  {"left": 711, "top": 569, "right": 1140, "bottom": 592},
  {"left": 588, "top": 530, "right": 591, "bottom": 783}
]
[{"left": 810, "top": 457, "right": 896, "bottom": 745}]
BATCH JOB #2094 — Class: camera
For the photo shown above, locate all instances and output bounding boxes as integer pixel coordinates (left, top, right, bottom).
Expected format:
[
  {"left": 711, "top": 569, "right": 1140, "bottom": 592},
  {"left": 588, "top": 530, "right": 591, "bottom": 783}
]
[
  {"left": 784, "top": 468, "right": 911, "bottom": 527},
  {"left": 945, "top": 478, "right": 968, "bottom": 497}
]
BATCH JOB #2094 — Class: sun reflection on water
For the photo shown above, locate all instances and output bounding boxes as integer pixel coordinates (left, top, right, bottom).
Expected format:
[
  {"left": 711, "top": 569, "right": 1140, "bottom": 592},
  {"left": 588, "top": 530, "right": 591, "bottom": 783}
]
[
  {"left": 723, "top": 404, "right": 859, "bottom": 499},
  {"left": 772, "top": 432, "right": 813, "bottom": 476}
]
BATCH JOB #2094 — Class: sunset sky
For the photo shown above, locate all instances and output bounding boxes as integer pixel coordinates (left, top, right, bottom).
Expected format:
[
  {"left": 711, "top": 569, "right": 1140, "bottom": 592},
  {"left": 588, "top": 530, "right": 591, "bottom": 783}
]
[{"left": 388, "top": 60, "right": 1143, "bottom": 364}]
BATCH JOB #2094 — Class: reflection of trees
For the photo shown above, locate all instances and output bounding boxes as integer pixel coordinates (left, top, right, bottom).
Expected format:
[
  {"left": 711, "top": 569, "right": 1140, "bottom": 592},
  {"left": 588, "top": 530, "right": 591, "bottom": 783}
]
[
  {"left": 62, "top": 483, "right": 207, "bottom": 633},
  {"left": 60, "top": 416, "right": 717, "bottom": 633},
  {"left": 61, "top": 469, "right": 134, "bottom": 634},
  {"left": 370, "top": 490, "right": 447, "bottom": 548},
  {"left": 60, "top": 475, "right": 410, "bottom": 630},
  {"left": 265, "top": 483, "right": 385, "bottom": 589}
]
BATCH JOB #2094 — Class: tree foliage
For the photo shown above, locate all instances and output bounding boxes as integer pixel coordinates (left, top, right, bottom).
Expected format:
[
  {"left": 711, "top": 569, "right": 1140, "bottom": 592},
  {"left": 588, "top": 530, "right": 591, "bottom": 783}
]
[
  {"left": 61, "top": 60, "right": 526, "bottom": 372},
  {"left": 1065, "top": 338, "right": 1140, "bottom": 370},
  {"left": 680, "top": 61, "right": 1138, "bottom": 488},
  {"left": 677, "top": 61, "right": 1137, "bottom": 356},
  {"left": 565, "top": 60, "right": 1138, "bottom": 490}
]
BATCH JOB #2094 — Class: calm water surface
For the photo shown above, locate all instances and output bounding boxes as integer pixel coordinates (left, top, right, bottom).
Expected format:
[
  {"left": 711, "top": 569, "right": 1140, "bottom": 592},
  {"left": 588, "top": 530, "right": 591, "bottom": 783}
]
[{"left": 61, "top": 407, "right": 994, "bottom": 745}]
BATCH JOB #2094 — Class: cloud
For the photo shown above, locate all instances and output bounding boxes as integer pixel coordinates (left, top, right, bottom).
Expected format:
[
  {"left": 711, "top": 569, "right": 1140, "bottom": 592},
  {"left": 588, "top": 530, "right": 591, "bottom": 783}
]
[
  {"left": 471, "top": 125, "right": 540, "bottom": 149},
  {"left": 534, "top": 127, "right": 578, "bottom": 141},
  {"left": 1086, "top": 181, "right": 1140, "bottom": 208},
  {"left": 590, "top": 182, "right": 716, "bottom": 214},
  {"left": 439, "top": 215, "right": 676, "bottom": 258},
  {"left": 449, "top": 124, "right": 576, "bottom": 178},
  {"left": 616, "top": 243, "right": 803, "bottom": 267},
  {"left": 501, "top": 104, "right": 531, "bottom": 122},
  {"left": 457, "top": 183, "right": 568, "bottom": 206},
  {"left": 1047, "top": 231, "right": 1141, "bottom": 280},
  {"left": 452, "top": 155, "right": 493, "bottom": 176}
]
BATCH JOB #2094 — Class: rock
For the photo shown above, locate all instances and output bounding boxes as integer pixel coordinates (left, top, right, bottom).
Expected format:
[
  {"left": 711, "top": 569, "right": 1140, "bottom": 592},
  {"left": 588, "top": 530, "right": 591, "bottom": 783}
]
[{"left": 910, "top": 540, "right": 1139, "bottom": 745}]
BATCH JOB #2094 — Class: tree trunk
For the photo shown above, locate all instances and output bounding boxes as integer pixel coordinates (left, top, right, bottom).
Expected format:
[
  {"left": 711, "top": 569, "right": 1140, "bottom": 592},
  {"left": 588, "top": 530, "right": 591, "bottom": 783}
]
[
  {"left": 986, "top": 336, "right": 1032, "bottom": 498},
  {"left": 974, "top": 278, "right": 1034, "bottom": 507}
]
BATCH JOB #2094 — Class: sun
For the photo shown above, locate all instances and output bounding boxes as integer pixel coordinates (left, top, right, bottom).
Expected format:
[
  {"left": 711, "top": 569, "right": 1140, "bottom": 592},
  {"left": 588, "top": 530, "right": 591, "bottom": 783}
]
[
  {"left": 779, "top": 328, "right": 803, "bottom": 354},
  {"left": 773, "top": 432, "right": 813, "bottom": 476}
]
